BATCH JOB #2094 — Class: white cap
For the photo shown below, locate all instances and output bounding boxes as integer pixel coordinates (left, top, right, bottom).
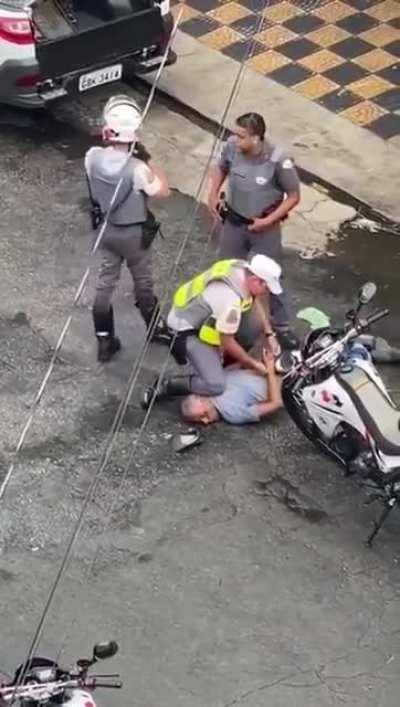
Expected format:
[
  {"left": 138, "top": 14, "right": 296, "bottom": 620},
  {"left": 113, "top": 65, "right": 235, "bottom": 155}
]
[
  {"left": 102, "top": 94, "right": 142, "bottom": 144},
  {"left": 245, "top": 254, "right": 283, "bottom": 295}
]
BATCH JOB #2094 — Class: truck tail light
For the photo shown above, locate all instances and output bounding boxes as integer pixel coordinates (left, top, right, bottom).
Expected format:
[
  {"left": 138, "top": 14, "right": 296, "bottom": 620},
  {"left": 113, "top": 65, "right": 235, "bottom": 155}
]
[
  {"left": 0, "top": 17, "right": 34, "bottom": 45},
  {"left": 15, "top": 74, "right": 40, "bottom": 87},
  {"left": 156, "top": 30, "right": 170, "bottom": 52}
]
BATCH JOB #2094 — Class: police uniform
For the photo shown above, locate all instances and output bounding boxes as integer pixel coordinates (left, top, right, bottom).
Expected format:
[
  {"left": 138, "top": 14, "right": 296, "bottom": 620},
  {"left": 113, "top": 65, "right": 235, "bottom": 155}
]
[
  {"left": 141, "top": 257, "right": 281, "bottom": 408},
  {"left": 85, "top": 145, "right": 166, "bottom": 359},
  {"left": 167, "top": 259, "right": 254, "bottom": 396},
  {"left": 218, "top": 136, "right": 300, "bottom": 332}
]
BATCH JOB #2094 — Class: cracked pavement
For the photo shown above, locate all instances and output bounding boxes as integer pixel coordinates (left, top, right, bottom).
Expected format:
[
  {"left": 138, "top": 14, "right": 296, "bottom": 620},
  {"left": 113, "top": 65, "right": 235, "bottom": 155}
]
[{"left": 0, "top": 85, "right": 400, "bottom": 707}]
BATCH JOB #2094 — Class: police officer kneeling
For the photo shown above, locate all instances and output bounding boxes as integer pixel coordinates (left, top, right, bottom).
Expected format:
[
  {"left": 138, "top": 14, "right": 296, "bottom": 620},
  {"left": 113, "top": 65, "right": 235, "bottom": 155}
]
[
  {"left": 85, "top": 94, "right": 170, "bottom": 363},
  {"left": 142, "top": 255, "right": 282, "bottom": 408}
]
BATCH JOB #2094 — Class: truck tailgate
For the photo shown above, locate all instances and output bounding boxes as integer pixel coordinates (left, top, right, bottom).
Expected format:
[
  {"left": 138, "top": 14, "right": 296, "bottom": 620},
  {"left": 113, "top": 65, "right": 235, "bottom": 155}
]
[{"left": 35, "top": 8, "right": 164, "bottom": 80}]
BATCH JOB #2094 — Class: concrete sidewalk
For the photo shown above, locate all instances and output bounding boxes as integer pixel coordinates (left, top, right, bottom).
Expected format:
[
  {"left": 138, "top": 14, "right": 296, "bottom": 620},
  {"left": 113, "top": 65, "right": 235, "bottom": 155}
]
[{"left": 144, "top": 28, "right": 400, "bottom": 220}]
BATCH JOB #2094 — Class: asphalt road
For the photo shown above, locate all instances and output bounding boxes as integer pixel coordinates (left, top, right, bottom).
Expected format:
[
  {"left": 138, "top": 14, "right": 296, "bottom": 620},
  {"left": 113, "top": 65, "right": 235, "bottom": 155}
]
[{"left": 0, "top": 89, "right": 400, "bottom": 707}]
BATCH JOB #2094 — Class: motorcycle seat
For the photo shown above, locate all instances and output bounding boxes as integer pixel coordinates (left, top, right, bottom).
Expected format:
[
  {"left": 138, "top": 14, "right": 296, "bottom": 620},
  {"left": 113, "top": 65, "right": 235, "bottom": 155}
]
[{"left": 337, "top": 365, "right": 400, "bottom": 456}]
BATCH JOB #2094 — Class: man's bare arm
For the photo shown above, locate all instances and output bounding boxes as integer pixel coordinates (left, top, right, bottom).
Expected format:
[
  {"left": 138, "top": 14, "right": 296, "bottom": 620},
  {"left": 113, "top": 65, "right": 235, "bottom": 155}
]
[
  {"left": 147, "top": 163, "right": 170, "bottom": 198},
  {"left": 207, "top": 165, "right": 227, "bottom": 218},
  {"left": 221, "top": 334, "right": 267, "bottom": 376},
  {"left": 254, "top": 349, "right": 283, "bottom": 418}
]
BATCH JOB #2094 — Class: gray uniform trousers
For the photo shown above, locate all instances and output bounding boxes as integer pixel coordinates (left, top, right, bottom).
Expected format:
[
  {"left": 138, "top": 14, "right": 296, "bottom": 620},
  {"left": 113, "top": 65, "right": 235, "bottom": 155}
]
[
  {"left": 219, "top": 220, "right": 290, "bottom": 330},
  {"left": 94, "top": 223, "right": 156, "bottom": 322},
  {"left": 185, "top": 305, "right": 263, "bottom": 397}
]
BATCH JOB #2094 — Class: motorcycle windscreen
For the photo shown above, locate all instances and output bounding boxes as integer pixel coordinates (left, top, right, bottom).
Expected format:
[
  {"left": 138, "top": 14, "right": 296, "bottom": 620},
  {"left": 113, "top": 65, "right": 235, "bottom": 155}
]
[{"left": 33, "top": 5, "right": 164, "bottom": 81}]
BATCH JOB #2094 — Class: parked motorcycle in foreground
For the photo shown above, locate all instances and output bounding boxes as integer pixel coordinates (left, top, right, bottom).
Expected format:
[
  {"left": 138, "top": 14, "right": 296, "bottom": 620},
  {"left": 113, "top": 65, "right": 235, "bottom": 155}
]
[
  {"left": 280, "top": 283, "right": 400, "bottom": 546},
  {"left": 0, "top": 641, "right": 122, "bottom": 707}
]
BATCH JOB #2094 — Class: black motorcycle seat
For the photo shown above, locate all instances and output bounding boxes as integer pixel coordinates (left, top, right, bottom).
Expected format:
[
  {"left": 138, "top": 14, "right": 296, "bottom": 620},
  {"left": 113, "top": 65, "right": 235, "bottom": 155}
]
[{"left": 337, "top": 365, "right": 400, "bottom": 456}]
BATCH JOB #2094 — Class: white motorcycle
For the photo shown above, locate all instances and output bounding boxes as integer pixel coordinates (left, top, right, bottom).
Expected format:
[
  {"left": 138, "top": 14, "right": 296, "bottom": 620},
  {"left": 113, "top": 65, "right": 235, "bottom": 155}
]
[
  {"left": 0, "top": 641, "right": 122, "bottom": 707},
  {"left": 281, "top": 283, "right": 400, "bottom": 546}
]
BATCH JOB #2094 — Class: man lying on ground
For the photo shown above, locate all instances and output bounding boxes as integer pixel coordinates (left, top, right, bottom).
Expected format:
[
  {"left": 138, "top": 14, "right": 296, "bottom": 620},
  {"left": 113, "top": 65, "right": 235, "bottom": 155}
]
[{"left": 180, "top": 349, "right": 282, "bottom": 426}]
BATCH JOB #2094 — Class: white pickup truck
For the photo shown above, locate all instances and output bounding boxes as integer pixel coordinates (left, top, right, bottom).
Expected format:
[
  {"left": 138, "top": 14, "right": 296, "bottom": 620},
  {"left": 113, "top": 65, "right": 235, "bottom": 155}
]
[{"left": 0, "top": 0, "right": 176, "bottom": 108}]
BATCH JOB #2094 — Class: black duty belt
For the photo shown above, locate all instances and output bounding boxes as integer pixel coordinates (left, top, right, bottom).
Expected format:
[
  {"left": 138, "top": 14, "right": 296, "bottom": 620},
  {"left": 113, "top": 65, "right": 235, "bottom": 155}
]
[
  {"left": 222, "top": 200, "right": 286, "bottom": 227},
  {"left": 224, "top": 205, "right": 253, "bottom": 226}
]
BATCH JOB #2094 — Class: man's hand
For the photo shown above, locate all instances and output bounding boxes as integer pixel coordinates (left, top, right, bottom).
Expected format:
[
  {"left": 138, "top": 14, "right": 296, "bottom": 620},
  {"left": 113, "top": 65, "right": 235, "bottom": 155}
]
[
  {"left": 207, "top": 165, "right": 227, "bottom": 220},
  {"left": 208, "top": 192, "right": 222, "bottom": 220},
  {"left": 262, "top": 347, "right": 276, "bottom": 374},
  {"left": 264, "top": 332, "right": 281, "bottom": 357},
  {"left": 221, "top": 333, "right": 264, "bottom": 374},
  {"left": 253, "top": 348, "right": 283, "bottom": 418},
  {"left": 252, "top": 360, "right": 268, "bottom": 377},
  {"left": 249, "top": 192, "right": 300, "bottom": 233},
  {"left": 248, "top": 216, "right": 273, "bottom": 233}
]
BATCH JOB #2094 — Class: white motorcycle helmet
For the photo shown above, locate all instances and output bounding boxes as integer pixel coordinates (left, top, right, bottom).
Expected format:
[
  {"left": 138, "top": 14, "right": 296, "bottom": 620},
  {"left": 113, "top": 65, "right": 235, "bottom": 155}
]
[{"left": 102, "top": 94, "right": 142, "bottom": 144}]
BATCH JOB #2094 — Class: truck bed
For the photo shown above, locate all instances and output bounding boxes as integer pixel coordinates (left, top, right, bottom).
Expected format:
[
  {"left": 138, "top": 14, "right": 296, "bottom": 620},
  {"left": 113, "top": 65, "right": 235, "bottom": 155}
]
[
  {"left": 32, "top": 0, "right": 155, "bottom": 40},
  {"left": 31, "top": 0, "right": 164, "bottom": 81},
  {"left": 32, "top": 0, "right": 74, "bottom": 40}
]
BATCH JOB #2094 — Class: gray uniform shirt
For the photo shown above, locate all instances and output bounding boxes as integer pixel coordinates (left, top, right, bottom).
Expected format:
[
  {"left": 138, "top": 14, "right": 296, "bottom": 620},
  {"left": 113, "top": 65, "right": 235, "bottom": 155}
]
[
  {"left": 85, "top": 147, "right": 161, "bottom": 226},
  {"left": 167, "top": 266, "right": 250, "bottom": 334},
  {"left": 218, "top": 137, "right": 300, "bottom": 219}
]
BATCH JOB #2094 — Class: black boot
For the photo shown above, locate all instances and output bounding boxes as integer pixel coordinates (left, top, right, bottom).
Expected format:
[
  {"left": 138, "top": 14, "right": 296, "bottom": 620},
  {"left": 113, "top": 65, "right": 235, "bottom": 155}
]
[
  {"left": 148, "top": 315, "right": 173, "bottom": 345},
  {"left": 137, "top": 298, "right": 173, "bottom": 346},
  {"left": 141, "top": 375, "right": 191, "bottom": 410},
  {"left": 93, "top": 306, "right": 121, "bottom": 363},
  {"left": 97, "top": 335, "right": 121, "bottom": 363}
]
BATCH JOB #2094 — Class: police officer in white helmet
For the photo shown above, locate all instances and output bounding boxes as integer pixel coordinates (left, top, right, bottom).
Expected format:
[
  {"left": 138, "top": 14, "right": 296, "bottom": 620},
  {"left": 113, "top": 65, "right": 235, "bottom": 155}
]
[{"left": 85, "top": 94, "right": 171, "bottom": 362}]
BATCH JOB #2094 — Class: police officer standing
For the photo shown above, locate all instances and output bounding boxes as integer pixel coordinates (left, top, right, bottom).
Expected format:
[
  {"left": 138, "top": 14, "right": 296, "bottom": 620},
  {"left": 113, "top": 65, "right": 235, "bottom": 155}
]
[
  {"left": 142, "top": 254, "right": 283, "bottom": 408},
  {"left": 85, "top": 94, "right": 171, "bottom": 362},
  {"left": 208, "top": 112, "right": 300, "bottom": 350}
]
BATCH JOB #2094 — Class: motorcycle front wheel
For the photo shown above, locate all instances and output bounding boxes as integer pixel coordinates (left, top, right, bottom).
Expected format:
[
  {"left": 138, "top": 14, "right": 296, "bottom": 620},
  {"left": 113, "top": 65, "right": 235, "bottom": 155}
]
[
  {"left": 282, "top": 385, "right": 317, "bottom": 439},
  {"left": 282, "top": 385, "right": 343, "bottom": 465}
]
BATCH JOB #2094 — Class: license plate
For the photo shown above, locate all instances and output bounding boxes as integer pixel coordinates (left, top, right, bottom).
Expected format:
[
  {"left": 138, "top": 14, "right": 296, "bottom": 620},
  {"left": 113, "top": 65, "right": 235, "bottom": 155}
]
[{"left": 78, "top": 64, "right": 122, "bottom": 93}]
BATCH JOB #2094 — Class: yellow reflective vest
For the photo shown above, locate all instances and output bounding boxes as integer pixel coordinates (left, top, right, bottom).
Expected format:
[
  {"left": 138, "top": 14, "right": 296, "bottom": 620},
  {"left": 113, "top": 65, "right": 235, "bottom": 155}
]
[{"left": 173, "top": 259, "right": 253, "bottom": 346}]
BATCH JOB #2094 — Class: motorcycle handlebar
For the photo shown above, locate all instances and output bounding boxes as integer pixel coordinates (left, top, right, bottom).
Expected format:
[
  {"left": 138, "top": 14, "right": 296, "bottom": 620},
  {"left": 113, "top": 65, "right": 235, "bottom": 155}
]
[
  {"left": 0, "top": 675, "right": 123, "bottom": 701},
  {"left": 285, "top": 307, "right": 390, "bottom": 383},
  {"left": 81, "top": 677, "right": 123, "bottom": 690},
  {"left": 87, "top": 681, "right": 123, "bottom": 689}
]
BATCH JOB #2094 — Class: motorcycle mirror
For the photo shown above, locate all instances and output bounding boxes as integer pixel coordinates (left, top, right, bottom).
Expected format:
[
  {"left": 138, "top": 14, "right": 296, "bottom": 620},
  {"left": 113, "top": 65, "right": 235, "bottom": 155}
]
[
  {"left": 76, "top": 659, "right": 92, "bottom": 670},
  {"left": 93, "top": 641, "right": 119, "bottom": 661},
  {"left": 358, "top": 282, "right": 377, "bottom": 306}
]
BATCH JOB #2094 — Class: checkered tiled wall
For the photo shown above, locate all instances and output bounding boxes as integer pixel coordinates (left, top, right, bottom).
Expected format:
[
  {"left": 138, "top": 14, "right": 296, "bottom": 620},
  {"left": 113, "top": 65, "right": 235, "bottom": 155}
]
[{"left": 173, "top": 0, "right": 400, "bottom": 140}]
